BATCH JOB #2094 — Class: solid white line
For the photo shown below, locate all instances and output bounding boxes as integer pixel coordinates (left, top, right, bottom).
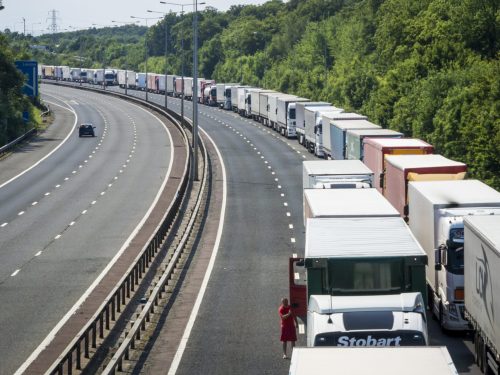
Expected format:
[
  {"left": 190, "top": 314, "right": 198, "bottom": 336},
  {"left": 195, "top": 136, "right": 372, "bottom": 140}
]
[
  {"left": 11, "top": 269, "right": 20, "bottom": 277},
  {"left": 15, "top": 96, "right": 176, "bottom": 375},
  {"left": 168, "top": 127, "right": 227, "bottom": 375},
  {"left": 0, "top": 99, "right": 78, "bottom": 190}
]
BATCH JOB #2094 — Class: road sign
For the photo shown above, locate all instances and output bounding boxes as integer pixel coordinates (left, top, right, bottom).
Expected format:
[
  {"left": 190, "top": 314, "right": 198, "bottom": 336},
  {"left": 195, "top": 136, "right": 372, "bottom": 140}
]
[{"left": 15, "top": 60, "right": 39, "bottom": 98}]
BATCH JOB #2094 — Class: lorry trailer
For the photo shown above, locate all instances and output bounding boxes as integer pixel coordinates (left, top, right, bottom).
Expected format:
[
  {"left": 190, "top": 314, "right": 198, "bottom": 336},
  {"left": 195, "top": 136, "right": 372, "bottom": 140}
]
[
  {"left": 383, "top": 154, "right": 467, "bottom": 218},
  {"left": 322, "top": 113, "right": 367, "bottom": 159},
  {"left": 409, "top": 180, "right": 500, "bottom": 331},
  {"left": 258, "top": 91, "right": 278, "bottom": 125},
  {"left": 295, "top": 102, "right": 330, "bottom": 146},
  {"left": 304, "top": 107, "right": 343, "bottom": 156},
  {"left": 289, "top": 347, "right": 458, "bottom": 375},
  {"left": 304, "top": 188, "right": 399, "bottom": 225},
  {"left": 330, "top": 119, "right": 381, "bottom": 160},
  {"left": 464, "top": 215, "right": 500, "bottom": 375},
  {"left": 345, "top": 128, "right": 403, "bottom": 161},
  {"left": 363, "top": 138, "right": 434, "bottom": 193}
]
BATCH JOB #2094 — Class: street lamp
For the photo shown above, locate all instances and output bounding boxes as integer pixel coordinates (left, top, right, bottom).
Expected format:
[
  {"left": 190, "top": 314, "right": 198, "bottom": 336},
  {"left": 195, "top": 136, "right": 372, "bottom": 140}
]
[
  {"left": 112, "top": 20, "right": 140, "bottom": 95},
  {"left": 147, "top": 8, "right": 170, "bottom": 111},
  {"left": 130, "top": 15, "right": 162, "bottom": 102}
]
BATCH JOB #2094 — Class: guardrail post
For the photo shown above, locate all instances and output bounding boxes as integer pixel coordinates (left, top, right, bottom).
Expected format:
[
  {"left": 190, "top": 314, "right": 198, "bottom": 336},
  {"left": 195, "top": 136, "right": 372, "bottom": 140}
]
[
  {"left": 117, "top": 290, "right": 121, "bottom": 313},
  {"left": 67, "top": 352, "right": 73, "bottom": 375},
  {"left": 111, "top": 298, "right": 116, "bottom": 321},
  {"left": 126, "top": 278, "right": 131, "bottom": 298},
  {"left": 105, "top": 305, "right": 110, "bottom": 330},
  {"left": 92, "top": 322, "right": 97, "bottom": 347},
  {"left": 99, "top": 314, "right": 104, "bottom": 338},
  {"left": 76, "top": 341, "right": 81, "bottom": 370},
  {"left": 85, "top": 330, "right": 90, "bottom": 357}
]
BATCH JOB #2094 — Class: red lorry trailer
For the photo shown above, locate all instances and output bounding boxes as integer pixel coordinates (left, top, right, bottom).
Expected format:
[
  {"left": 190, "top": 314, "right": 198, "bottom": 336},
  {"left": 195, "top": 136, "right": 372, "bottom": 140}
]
[
  {"left": 383, "top": 154, "right": 467, "bottom": 218},
  {"left": 363, "top": 138, "right": 434, "bottom": 193}
]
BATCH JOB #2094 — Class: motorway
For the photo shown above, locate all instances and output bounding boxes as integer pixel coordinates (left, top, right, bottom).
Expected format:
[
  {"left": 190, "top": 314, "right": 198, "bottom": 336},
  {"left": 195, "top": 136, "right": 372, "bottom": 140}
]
[
  {"left": 0, "top": 85, "right": 174, "bottom": 374},
  {"left": 104, "top": 85, "right": 480, "bottom": 374},
  {"left": 1, "top": 82, "right": 480, "bottom": 374}
]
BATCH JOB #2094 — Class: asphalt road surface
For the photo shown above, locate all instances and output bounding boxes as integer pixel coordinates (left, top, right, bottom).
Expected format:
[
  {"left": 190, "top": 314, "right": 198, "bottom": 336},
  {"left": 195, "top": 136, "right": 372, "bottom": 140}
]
[
  {"left": 0, "top": 84, "right": 173, "bottom": 375},
  {"left": 54, "top": 83, "right": 482, "bottom": 375}
]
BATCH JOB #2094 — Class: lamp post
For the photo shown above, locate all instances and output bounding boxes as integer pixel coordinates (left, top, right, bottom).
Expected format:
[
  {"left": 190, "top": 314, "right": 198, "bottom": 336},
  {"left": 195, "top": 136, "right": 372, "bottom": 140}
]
[
  {"left": 112, "top": 20, "right": 139, "bottom": 96},
  {"left": 147, "top": 8, "right": 170, "bottom": 111},
  {"left": 161, "top": 2, "right": 204, "bottom": 180},
  {"left": 131, "top": 16, "right": 162, "bottom": 102}
]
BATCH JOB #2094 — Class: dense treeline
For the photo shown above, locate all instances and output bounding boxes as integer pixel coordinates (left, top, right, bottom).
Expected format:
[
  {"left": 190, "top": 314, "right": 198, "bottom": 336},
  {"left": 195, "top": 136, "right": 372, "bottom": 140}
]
[
  {"left": 0, "top": 34, "right": 38, "bottom": 146},
  {"left": 2, "top": 0, "right": 498, "bottom": 188}
]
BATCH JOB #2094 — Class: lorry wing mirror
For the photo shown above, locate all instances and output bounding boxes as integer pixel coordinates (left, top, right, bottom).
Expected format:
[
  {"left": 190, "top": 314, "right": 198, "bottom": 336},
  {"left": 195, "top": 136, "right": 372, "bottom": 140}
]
[
  {"left": 379, "top": 173, "right": 385, "bottom": 189},
  {"left": 434, "top": 248, "right": 442, "bottom": 270}
]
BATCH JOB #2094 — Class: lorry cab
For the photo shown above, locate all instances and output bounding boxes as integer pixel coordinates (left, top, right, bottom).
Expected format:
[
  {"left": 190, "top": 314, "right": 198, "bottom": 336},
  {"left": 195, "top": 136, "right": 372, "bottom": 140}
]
[
  {"left": 307, "top": 293, "right": 428, "bottom": 347},
  {"left": 287, "top": 103, "right": 297, "bottom": 137}
]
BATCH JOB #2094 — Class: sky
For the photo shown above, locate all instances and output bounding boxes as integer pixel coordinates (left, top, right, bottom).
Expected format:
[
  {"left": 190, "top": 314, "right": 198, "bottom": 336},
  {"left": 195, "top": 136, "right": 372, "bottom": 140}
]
[{"left": 0, "top": 0, "right": 269, "bottom": 36}]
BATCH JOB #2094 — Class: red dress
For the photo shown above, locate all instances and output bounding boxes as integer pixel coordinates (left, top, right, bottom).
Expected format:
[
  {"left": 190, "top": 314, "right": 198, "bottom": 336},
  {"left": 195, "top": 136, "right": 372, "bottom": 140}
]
[{"left": 279, "top": 305, "right": 297, "bottom": 342}]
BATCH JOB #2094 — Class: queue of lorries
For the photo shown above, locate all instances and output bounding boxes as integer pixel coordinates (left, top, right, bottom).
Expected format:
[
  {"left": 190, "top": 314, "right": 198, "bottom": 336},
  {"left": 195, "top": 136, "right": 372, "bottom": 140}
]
[{"left": 40, "top": 64, "right": 499, "bottom": 374}]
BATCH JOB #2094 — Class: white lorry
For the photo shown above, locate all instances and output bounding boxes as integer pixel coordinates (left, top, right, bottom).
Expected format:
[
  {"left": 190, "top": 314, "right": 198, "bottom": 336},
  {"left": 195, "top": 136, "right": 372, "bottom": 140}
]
[
  {"left": 276, "top": 96, "right": 310, "bottom": 137},
  {"left": 464, "top": 215, "right": 500, "bottom": 375},
  {"left": 237, "top": 86, "right": 254, "bottom": 117},
  {"left": 250, "top": 89, "right": 274, "bottom": 122},
  {"left": 303, "top": 160, "right": 374, "bottom": 190},
  {"left": 295, "top": 102, "right": 330, "bottom": 146},
  {"left": 304, "top": 188, "right": 399, "bottom": 225},
  {"left": 231, "top": 85, "right": 249, "bottom": 112},
  {"left": 258, "top": 91, "right": 278, "bottom": 125},
  {"left": 307, "top": 293, "right": 428, "bottom": 347},
  {"left": 166, "top": 75, "right": 176, "bottom": 96},
  {"left": 183, "top": 77, "right": 193, "bottom": 100},
  {"left": 408, "top": 180, "right": 500, "bottom": 330},
  {"left": 304, "top": 107, "right": 343, "bottom": 157},
  {"left": 117, "top": 70, "right": 136, "bottom": 88},
  {"left": 289, "top": 347, "right": 458, "bottom": 374}
]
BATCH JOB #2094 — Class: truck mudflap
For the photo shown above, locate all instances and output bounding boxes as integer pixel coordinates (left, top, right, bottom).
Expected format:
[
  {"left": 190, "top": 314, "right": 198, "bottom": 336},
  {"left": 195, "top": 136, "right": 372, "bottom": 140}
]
[{"left": 289, "top": 258, "right": 307, "bottom": 318}]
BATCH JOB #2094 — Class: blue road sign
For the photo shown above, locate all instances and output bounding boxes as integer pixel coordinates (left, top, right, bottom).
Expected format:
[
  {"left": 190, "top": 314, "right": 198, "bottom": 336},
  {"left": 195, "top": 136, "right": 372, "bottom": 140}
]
[{"left": 15, "top": 60, "right": 39, "bottom": 98}]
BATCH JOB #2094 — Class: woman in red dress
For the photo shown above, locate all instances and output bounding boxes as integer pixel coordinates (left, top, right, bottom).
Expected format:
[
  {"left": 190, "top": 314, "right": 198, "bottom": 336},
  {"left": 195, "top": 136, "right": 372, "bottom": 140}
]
[{"left": 279, "top": 297, "right": 298, "bottom": 359}]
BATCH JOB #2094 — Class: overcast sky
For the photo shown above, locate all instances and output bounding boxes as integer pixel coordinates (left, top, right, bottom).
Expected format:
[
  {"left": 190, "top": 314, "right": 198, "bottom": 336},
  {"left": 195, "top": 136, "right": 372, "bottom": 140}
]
[{"left": 0, "top": 0, "right": 269, "bottom": 35}]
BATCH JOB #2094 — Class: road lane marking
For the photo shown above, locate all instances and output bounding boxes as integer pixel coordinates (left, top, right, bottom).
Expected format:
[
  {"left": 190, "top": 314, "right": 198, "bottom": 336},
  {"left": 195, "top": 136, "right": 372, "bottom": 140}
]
[
  {"left": 35, "top": 251, "right": 42, "bottom": 257},
  {"left": 18, "top": 211, "right": 25, "bottom": 216},
  {"left": 291, "top": 238, "right": 296, "bottom": 243},
  {"left": 54, "top": 234, "right": 61, "bottom": 240},
  {"left": 286, "top": 212, "right": 291, "bottom": 217},
  {"left": 32, "top": 201, "right": 38, "bottom": 206},
  {"left": 0, "top": 98, "right": 78, "bottom": 190},
  {"left": 1, "top": 222, "right": 8, "bottom": 227},
  {"left": 11, "top": 269, "right": 20, "bottom": 277}
]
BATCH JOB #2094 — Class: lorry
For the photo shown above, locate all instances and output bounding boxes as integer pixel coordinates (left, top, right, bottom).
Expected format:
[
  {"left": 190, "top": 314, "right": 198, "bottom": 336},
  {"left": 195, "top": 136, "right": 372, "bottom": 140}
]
[
  {"left": 383, "top": 154, "right": 467, "bottom": 218},
  {"left": 237, "top": 86, "right": 254, "bottom": 116},
  {"left": 303, "top": 160, "right": 374, "bottom": 190},
  {"left": 117, "top": 70, "right": 137, "bottom": 88},
  {"left": 216, "top": 83, "right": 239, "bottom": 109},
  {"left": 289, "top": 347, "right": 458, "bottom": 374},
  {"left": 464, "top": 215, "right": 500, "bottom": 375},
  {"left": 70, "top": 68, "right": 81, "bottom": 82},
  {"left": 55, "top": 65, "right": 70, "bottom": 80},
  {"left": 330, "top": 119, "right": 380, "bottom": 160},
  {"left": 408, "top": 180, "right": 500, "bottom": 331},
  {"left": 94, "top": 69, "right": 105, "bottom": 85},
  {"left": 307, "top": 293, "right": 428, "bottom": 347},
  {"left": 136, "top": 73, "right": 147, "bottom": 91},
  {"left": 250, "top": 89, "right": 274, "bottom": 121},
  {"left": 345, "top": 128, "right": 403, "bottom": 161},
  {"left": 363, "top": 138, "right": 434, "bottom": 193},
  {"left": 304, "top": 107, "right": 343, "bottom": 156},
  {"left": 266, "top": 93, "right": 290, "bottom": 128},
  {"left": 104, "top": 69, "right": 116, "bottom": 86},
  {"left": 174, "top": 76, "right": 183, "bottom": 97},
  {"left": 322, "top": 113, "right": 367, "bottom": 159},
  {"left": 231, "top": 85, "right": 250, "bottom": 112},
  {"left": 158, "top": 74, "right": 166, "bottom": 94},
  {"left": 183, "top": 77, "right": 193, "bottom": 100},
  {"left": 276, "top": 96, "right": 310, "bottom": 137},
  {"left": 290, "top": 216, "right": 427, "bottom": 317},
  {"left": 258, "top": 91, "right": 278, "bottom": 125},
  {"left": 166, "top": 75, "right": 176, "bottom": 96},
  {"left": 295, "top": 102, "right": 331, "bottom": 146}
]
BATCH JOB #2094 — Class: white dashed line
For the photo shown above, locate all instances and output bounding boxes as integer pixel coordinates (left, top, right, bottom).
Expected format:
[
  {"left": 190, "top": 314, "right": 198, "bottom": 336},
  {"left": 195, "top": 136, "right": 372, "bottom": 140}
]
[
  {"left": 69, "top": 221, "right": 75, "bottom": 226},
  {"left": 54, "top": 234, "right": 61, "bottom": 240},
  {"left": 18, "top": 211, "right": 25, "bottom": 216},
  {"left": 291, "top": 238, "right": 296, "bottom": 243},
  {"left": 35, "top": 251, "right": 42, "bottom": 257},
  {"left": 278, "top": 185, "right": 282, "bottom": 189},
  {"left": 286, "top": 212, "right": 291, "bottom": 217},
  {"left": 11, "top": 269, "right": 20, "bottom": 277},
  {"left": 55, "top": 185, "right": 61, "bottom": 188},
  {"left": 32, "top": 201, "right": 38, "bottom": 206},
  {"left": 284, "top": 202, "right": 288, "bottom": 207},
  {"left": 289, "top": 224, "right": 294, "bottom": 229},
  {"left": 1, "top": 222, "right": 8, "bottom": 228},
  {"left": 45, "top": 192, "right": 50, "bottom": 196},
  {"left": 91, "top": 200, "right": 97, "bottom": 205},
  {"left": 82, "top": 210, "right": 87, "bottom": 215}
]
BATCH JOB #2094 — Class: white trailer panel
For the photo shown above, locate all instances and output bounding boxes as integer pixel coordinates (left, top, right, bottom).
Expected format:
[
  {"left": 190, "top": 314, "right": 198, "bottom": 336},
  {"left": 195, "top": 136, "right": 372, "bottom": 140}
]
[
  {"left": 289, "top": 347, "right": 458, "bottom": 375},
  {"left": 464, "top": 215, "right": 500, "bottom": 358}
]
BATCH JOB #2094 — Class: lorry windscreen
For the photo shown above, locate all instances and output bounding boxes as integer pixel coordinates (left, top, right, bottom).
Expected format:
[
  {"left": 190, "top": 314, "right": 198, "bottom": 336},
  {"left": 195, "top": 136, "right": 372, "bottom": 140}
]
[
  {"left": 328, "top": 259, "right": 404, "bottom": 295},
  {"left": 447, "top": 246, "right": 464, "bottom": 275},
  {"left": 314, "top": 330, "right": 426, "bottom": 347},
  {"left": 289, "top": 108, "right": 296, "bottom": 119}
]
